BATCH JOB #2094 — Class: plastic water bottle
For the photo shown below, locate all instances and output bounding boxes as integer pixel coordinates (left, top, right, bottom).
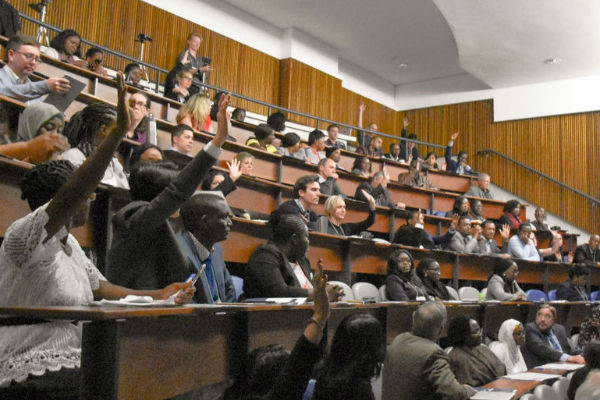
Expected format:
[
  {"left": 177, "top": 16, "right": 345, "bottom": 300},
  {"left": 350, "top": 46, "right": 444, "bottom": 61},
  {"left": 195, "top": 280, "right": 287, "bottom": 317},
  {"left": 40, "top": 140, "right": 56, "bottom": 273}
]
[{"left": 148, "top": 113, "right": 157, "bottom": 145}]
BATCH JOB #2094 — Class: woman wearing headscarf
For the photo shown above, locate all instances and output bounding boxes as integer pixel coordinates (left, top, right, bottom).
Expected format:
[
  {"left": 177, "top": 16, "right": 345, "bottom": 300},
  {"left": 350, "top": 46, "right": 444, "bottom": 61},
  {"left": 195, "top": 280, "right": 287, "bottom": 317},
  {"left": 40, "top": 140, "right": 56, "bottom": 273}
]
[
  {"left": 385, "top": 249, "right": 429, "bottom": 301},
  {"left": 489, "top": 319, "right": 527, "bottom": 374}
]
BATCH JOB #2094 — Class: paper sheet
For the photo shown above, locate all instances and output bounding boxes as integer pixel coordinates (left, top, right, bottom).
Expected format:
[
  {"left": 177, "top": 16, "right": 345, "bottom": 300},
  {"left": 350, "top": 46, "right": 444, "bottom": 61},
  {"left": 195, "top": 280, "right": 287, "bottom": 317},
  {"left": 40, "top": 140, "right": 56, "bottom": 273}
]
[{"left": 503, "top": 372, "right": 563, "bottom": 381}]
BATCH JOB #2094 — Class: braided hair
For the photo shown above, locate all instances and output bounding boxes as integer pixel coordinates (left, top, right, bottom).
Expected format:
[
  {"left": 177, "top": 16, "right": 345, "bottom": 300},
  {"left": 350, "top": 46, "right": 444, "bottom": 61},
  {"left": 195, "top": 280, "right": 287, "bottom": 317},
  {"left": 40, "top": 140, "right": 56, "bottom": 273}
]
[
  {"left": 63, "top": 103, "right": 116, "bottom": 157},
  {"left": 20, "top": 160, "right": 76, "bottom": 211}
]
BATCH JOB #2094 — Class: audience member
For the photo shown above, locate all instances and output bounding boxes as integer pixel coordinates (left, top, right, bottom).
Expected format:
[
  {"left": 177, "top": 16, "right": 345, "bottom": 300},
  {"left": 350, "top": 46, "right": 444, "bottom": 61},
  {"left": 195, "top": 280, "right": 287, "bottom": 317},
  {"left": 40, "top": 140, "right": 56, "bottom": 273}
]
[
  {"left": 577, "top": 306, "right": 600, "bottom": 349},
  {"left": 176, "top": 93, "right": 212, "bottom": 132},
  {"left": 325, "top": 124, "right": 345, "bottom": 149},
  {"left": 507, "top": 222, "right": 559, "bottom": 261},
  {"left": 356, "top": 101, "right": 378, "bottom": 148},
  {"left": 423, "top": 151, "right": 439, "bottom": 170},
  {"left": 355, "top": 170, "right": 402, "bottom": 209},
  {"left": 567, "top": 341, "right": 600, "bottom": 400},
  {"left": 416, "top": 258, "right": 452, "bottom": 300},
  {"left": 445, "top": 131, "right": 474, "bottom": 175},
  {"left": 164, "top": 68, "right": 193, "bottom": 103},
  {"left": 246, "top": 123, "right": 277, "bottom": 153},
  {"left": 312, "top": 313, "right": 385, "bottom": 400},
  {"left": 489, "top": 319, "right": 528, "bottom": 374},
  {"left": 317, "top": 158, "right": 345, "bottom": 197},
  {"left": 384, "top": 142, "right": 401, "bottom": 162},
  {"left": 477, "top": 220, "right": 510, "bottom": 255},
  {"left": 0, "top": 129, "right": 69, "bottom": 164},
  {"left": 209, "top": 91, "right": 225, "bottom": 121},
  {"left": 393, "top": 209, "right": 456, "bottom": 249},
  {"left": 200, "top": 158, "right": 242, "bottom": 197},
  {"left": 271, "top": 174, "right": 320, "bottom": 230},
  {"left": 485, "top": 258, "right": 527, "bottom": 301},
  {"left": 84, "top": 47, "right": 107, "bottom": 76},
  {"left": 278, "top": 132, "right": 305, "bottom": 160},
  {"left": 446, "top": 315, "right": 505, "bottom": 386},
  {"left": 399, "top": 117, "right": 420, "bottom": 162},
  {"left": 351, "top": 156, "right": 371, "bottom": 178},
  {"left": 498, "top": 199, "right": 522, "bottom": 229},
  {"left": 124, "top": 62, "right": 143, "bottom": 87},
  {"left": 231, "top": 108, "right": 246, "bottom": 122},
  {"left": 467, "top": 199, "right": 485, "bottom": 223},
  {"left": 323, "top": 192, "right": 375, "bottom": 236},
  {"left": 127, "top": 143, "right": 163, "bottom": 171},
  {"left": 61, "top": 103, "right": 129, "bottom": 189},
  {"left": 0, "top": 0, "right": 20, "bottom": 38},
  {"left": 16, "top": 102, "right": 62, "bottom": 141},
  {"left": 126, "top": 91, "right": 151, "bottom": 143},
  {"left": 522, "top": 304, "right": 584, "bottom": 368},
  {"left": 222, "top": 262, "right": 330, "bottom": 400},
  {"left": 544, "top": 231, "right": 570, "bottom": 262},
  {"left": 325, "top": 146, "right": 346, "bottom": 171},
  {"left": 236, "top": 151, "right": 254, "bottom": 175},
  {"left": 574, "top": 369, "right": 600, "bottom": 400},
  {"left": 385, "top": 249, "right": 429, "bottom": 301},
  {"left": 0, "top": 74, "right": 194, "bottom": 397},
  {"left": 305, "top": 129, "right": 326, "bottom": 164},
  {"left": 105, "top": 93, "right": 231, "bottom": 290},
  {"left": 556, "top": 265, "right": 590, "bottom": 301},
  {"left": 445, "top": 195, "right": 470, "bottom": 218},
  {"left": 43, "top": 29, "right": 83, "bottom": 65},
  {"left": 175, "top": 33, "right": 212, "bottom": 78},
  {"left": 530, "top": 207, "right": 549, "bottom": 231},
  {"left": 465, "top": 173, "right": 492, "bottom": 199},
  {"left": 177, "top": 192, "right": 236, "bottom": 303},
  {"left": 382, "top": 301, "right": 476, "bottom": 400},
  {"left": 446, "top": 216, "right": 480, "bottom": 253},
  {"left": 574, "top": 234, "right": 600, "bottom": 264},
  {"left": 165, "top": 124, "right": 194, "bottom": 157},
  {"left": 397, "top": 159, "right": 436, "bottom": 189},
  {"left": 0, "top": 35, "right": 70, "bottom": 103},
  {"left": 357, "top": 136, "right": 383, "bottom": 158},
  {"left": 266, "top": 111, "right": 286, "bottom": 133},
  {"left": 243, "top": 214, "right": 342, "bottom": 300}
]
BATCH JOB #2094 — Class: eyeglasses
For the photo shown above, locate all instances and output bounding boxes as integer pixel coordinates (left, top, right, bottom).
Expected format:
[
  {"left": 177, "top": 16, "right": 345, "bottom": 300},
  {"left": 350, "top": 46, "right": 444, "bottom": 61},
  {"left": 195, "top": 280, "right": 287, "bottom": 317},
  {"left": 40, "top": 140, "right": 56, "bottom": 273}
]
[
  {"left": 129, "top": 100, "right": 148, "bottom": 108},
  {"left": 17, "top": 51, "right": 41, "bottom": 63},
  {"left": 93, "top": 59, "right": 103, "bottom": 65}
]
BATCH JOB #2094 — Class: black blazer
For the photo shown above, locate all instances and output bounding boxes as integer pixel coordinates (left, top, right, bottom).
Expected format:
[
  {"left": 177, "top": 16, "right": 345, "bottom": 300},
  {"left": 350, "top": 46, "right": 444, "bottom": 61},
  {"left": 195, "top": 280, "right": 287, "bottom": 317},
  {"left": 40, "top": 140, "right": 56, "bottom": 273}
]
[
  {"left": 319, "top": 176, "right": 346, "bottom": 198},
  {"left": 574, "top": 243, "right": 600, "bottom": 264},
  {"left": 556, "top": 280, "right": 589, "bottom": 302},
  {"left": 272, "top": 200, "right": 319, "bottom": 231},
  {"left": 522, "top": 322, "right": 573, "bottom": 368}
]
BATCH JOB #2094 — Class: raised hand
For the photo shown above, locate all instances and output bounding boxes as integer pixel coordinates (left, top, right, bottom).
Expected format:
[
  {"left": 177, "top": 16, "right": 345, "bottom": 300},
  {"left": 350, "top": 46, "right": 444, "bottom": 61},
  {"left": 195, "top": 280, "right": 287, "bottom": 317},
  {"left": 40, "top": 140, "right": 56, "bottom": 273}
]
[
  {"left": 227, "top": 157, "right": 242, "bottom": 182},
  {"left": 361, "top": 189, "right": 377, "bottom": 210},
  {"left": 214, "top": 93, "right": 231, "bottom": 146},
  {"left": 450, "top": 213, "right": 459, "bottom": 230},
  {"left": 451, "top": 131, "right": 460, "bottom": 141},
  {"left": 115, "top": 71, "right": 132, "bottom": 133},
  {"left": 359, "top": 101, "right": 366, "bottom": 113},
  {"left": 500, "top": 224, "right": 511, "bottom": 239},
  {"left": 403, "top": 116, "right": 410, "bottom": 128}
]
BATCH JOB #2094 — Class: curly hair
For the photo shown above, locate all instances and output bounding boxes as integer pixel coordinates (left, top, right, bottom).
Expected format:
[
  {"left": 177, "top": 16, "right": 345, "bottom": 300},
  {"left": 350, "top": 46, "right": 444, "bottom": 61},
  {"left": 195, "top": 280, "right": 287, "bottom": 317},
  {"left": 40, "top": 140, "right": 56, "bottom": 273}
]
[
  {"left": 49, "top": 29, "right": 82, "bottom": 57},
  {"left": 21, "top": 160, "right": 76, "bottom": 210},
  {"left": 63, "top": 103, "right": 117, "bottom": 157}
]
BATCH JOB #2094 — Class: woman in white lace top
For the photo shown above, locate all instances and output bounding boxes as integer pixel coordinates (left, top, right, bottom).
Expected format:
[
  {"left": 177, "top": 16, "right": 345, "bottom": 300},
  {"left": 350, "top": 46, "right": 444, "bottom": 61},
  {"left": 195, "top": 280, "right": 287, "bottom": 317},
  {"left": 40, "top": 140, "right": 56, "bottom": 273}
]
[{"left": 0, "top": 73, "right": 195, "bottom": 398}]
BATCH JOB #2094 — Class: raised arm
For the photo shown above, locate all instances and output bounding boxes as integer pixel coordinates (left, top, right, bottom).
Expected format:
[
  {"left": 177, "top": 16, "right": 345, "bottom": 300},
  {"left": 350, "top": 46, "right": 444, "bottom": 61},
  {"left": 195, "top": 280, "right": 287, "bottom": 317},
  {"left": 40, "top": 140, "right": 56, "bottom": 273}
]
[{"left": 44, "top": 72, "right": 130, "bottom": 239}]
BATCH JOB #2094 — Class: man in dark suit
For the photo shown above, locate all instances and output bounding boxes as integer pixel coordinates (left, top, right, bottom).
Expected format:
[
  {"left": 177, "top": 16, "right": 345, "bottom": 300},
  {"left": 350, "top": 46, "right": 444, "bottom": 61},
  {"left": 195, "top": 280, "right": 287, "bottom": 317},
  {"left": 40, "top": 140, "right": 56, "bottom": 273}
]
[
  {"left": 574, "top": 234, "right": 600, "bottom": 264},
  {"left": 317, "top": 158, "right": 345, "bottom": 198},
  {"left": 522, "top": 304, "right": 584, "bottom": 368},
  {"left": 272, "top": 175, "right": 321, "bottom": 230},
  {"left": 556, "top": 265, "right": 590, "bottom": 301}
]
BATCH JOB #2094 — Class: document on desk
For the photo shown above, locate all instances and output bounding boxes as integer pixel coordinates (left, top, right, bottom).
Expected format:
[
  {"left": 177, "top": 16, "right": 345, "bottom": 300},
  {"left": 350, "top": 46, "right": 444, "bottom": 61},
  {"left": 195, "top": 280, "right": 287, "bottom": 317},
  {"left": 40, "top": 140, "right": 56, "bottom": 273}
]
[
  {"left": 537, "top": 362, "right": 585, "bottom": 371},
  {"left": 92, "top": 295, "right": 178, "bottom": 307},
  {"left": 470, "top": 388, "right": 516, "bottom": 400},
  {"left": 504, "top": 372, "right": 563, "bottom": 381}
]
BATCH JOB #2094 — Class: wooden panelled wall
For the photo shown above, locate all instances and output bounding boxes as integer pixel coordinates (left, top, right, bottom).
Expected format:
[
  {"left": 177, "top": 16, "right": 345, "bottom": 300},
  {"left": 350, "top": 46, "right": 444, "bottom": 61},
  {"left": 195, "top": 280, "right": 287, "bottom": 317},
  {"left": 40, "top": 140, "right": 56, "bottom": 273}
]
[{"left": 10, "top": 1, "right": 599, "bottom": 232}]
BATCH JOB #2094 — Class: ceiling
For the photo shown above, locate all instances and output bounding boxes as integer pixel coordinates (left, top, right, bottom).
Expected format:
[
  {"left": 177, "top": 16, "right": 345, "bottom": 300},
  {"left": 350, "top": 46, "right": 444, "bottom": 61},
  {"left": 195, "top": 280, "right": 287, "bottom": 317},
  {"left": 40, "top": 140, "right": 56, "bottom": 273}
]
[{"left": 222, "top": 0, "right": 600, "bottom": 90}]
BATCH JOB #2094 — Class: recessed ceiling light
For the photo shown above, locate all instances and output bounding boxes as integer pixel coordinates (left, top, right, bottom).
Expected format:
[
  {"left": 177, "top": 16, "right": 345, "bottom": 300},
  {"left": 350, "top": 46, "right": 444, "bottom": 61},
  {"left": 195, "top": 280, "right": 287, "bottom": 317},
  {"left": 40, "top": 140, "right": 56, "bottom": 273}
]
[
  {"left": 398, "top": 63, "right": 408, "bottom": 68},
  {"left": 544, "top": 58, "right": 562, "bottom": 65}
]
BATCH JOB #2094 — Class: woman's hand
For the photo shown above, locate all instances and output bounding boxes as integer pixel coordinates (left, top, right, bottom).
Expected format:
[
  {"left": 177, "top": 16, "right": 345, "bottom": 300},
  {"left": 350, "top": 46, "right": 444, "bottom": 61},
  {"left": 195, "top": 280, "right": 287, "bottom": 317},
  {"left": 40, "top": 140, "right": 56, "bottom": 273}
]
[
  {"left": 159, "top": 281, "right": 196, "bottom": 305},
  {"left": 115, "top": 71, "right": 132, "bottom": 134}
]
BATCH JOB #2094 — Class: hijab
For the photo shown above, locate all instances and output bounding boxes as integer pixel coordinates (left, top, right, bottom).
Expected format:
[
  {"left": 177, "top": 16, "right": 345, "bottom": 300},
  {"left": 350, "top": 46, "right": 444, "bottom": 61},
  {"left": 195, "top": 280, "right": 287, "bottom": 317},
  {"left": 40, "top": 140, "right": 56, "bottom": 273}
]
[
  {"left": 17, "top": 103, "right": 63, "bottom": 142},
  {"left": 492, "top": 319, "right": 527, "bottom": 374}
]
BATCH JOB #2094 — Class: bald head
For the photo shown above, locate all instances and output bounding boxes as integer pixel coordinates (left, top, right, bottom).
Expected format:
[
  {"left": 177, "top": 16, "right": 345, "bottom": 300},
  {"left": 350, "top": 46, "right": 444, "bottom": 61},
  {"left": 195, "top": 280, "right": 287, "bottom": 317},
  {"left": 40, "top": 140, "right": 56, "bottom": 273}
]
[
  {"left": 180, "top": 191, "right": 232, "bottom": 247},
  {"left": 412, "top": 301, "right": 447, "bottom": 340},
  {"left": 590, "top": 234, "right": 600, "bottom": 250}
]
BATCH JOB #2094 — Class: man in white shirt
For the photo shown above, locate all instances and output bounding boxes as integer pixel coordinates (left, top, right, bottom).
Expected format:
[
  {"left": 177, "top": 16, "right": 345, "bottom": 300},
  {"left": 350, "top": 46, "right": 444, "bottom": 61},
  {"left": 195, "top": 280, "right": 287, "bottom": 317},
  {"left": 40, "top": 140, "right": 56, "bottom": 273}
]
[{"left": 507, "top": 222, "right": 559, "bottom": 261}]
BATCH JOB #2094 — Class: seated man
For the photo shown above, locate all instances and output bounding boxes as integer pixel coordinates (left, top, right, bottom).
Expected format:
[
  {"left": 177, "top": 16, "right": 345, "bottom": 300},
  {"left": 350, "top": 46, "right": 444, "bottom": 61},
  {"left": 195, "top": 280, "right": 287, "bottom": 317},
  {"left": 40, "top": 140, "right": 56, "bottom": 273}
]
[
  {"left": 477, "top": 220, "right": 510, "bottom": 256},
  {"left": 384, "top": 142, "right": 401, "bottom": 162},
  {"left": 355, "top": 170, "right": 404, "bottom": 209},
  {"left": 325, "top": 146, "right": 346, "bottom": 171},
  {"left": 317, "top": 158, "right": 345, "bottom": 197},
  {"left": 357, "top": 136, "right": 383, "bottom": 158},
  {"left": 397, "top": 159, "right": 436, "bottom": 189},
  {"left": 0, "top": 35, "right": 70, "bottom": 103},
  {"left": 507, "top": 222, "right": 559, "bottom": 261},
  {"left": 393, "top": 209, "right": 456, "bottom": 249},
  {"left": 574, "top": 234, "right": 600, "bottom": 264},
  {"left": 465, "top": 173, "right": 492, "bottom": 199},
  {"left": 124, "top": 62, "right": 144, "bottom": 88},
  {"left": 271, "top": 175, "right": 320, "bottom": 230},
  {"left": 243, "top": 213, "right": 342, "bottom": 300},
  {"left": 522, "top": 304, "right": 584, "bottom": 368},
  {"left": 382, "top": 301, "right": 476, "bottom": 400},
  {"left": 325, "top": 123, "right": 346, "bottom": 149},
  {"left": 398, "top": 116, "right": 420, "bottom": 163},
  {"left": 106, "top": 93, "right": 230, "bottom": 290},
  {"left": 556, "top": 265, "right": 591, "bottom": 301},
  {"left": 163, "top": 124, "right": 194, "bottom": 169},
  {"left": 177, "top": 192, "right": 236, "bottom": 303},
  {"left": 446, "top": 216, "right": 480, "bottom": 253},
  {"left": 445, "top": 131, "right": 474, "bottom": 175},
  {"left": 530, "top": 207, "right": 550, "bottom": 231}
]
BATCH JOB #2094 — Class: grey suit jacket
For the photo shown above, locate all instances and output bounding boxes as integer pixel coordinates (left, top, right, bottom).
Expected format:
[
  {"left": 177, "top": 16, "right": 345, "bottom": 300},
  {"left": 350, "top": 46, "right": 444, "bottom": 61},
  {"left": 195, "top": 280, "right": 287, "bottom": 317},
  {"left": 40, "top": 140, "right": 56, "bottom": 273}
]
[
  {"left": 465, "top": 185, "right": 493, "bottom": 199},
  {"left": 319, "top": 176, "right": 345, "bottom": 198},
  {"left": 447, "top": 232, "right": 480, "bottom": 253},
  {"left": 478, "top": 237, "right": 508, "bottom": 255},
  {"left": 0, "top": 65, "right": 48, "bottom": 102}
]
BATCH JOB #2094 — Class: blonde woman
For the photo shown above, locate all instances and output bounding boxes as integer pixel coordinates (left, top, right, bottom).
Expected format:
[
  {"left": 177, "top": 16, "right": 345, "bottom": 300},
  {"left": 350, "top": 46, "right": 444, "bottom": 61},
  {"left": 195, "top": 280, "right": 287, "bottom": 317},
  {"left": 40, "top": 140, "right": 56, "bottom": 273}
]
[
  {"left": 176, "top": 93, "right": 212, "bottom": 132},
  {"left": 324, "top": 192, "right": 375, "bottom": 236}
]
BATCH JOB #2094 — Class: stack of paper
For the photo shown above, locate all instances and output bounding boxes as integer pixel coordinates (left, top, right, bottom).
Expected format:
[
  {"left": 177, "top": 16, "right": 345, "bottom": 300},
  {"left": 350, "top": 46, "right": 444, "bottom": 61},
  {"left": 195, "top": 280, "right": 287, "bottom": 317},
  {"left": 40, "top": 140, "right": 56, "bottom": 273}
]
[
  {"left": 471, "top": 388, "right": 516, "bottom": 400},
  {"left": 503, "top": 372, "right": 563, "bottom": 381},
  {"left": 537, "top": 363, "right": 585, "bottom": 371}
]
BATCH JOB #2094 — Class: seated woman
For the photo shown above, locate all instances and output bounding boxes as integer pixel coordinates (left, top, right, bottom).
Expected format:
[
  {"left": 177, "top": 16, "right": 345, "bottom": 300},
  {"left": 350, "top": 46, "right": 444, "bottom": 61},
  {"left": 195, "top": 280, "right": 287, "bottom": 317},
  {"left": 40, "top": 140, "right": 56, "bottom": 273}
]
[
  {"left": 305, "top": 129, "right": 326, "bottom": 164},
  {"left": 498, "top": 199, "right": 522, "bottom": 229},
  {"left": 351, "top": 156, "right": 371, "bottom": 178},
  {"left": 385, "top": 249, "right": 429, "bottom": 301},
  {"left": 245, "top": 123, "right": 277, "bottom": 153},
  {"left": 485, "top": 258, "right": 527, "bottom": 301},
  {"left": 61, "top": 103, "right": 130, "bottom": 189},
  {"left": 415, "top": 258, "right": 451, "bottom": 300},
  {"left": 445, "top": 195, "right": 470, "bottom": 218},
  {"left": 567, "top": 341, "right": 600, "bottom": 400},
  {"left": 124, "top": 62, "right": 143, "bottom": 88},
  {"left": 127, "top": 143, "right": 164, "bottom": 172},
  {"left": 0, "top": 102, "right": 69, "bottom": 163},
  {"left": 0, "top": 73, "right": 194, "bottom": 398},
  {"left": 126, "top": 91, "right": 151, "bottom": 143},
  {"left": 468, "top": 198, "right": 485, "bottom": 223},
  {"left": 176, "top": 94, "right": 212, "bottom": 133},
  {"left": 84, "top": 47, "right": 107, "bottom": 76},
  {"left": 323, "top": 192, "right": 375, "bottom": 236},
  {"left": 397, "top": 159, "right": 436, "bottom": 189},
  {"left": 423, "top": 151, "right": 439, "bottom": 170},
  {"left": 200, "top": 157, "right": 243, "bottom": 197},
  {"left": 312, "top": 313, "right": 386, "bottom": 400},
  {"left": 164, "top": 68, "right": 193, "bottom": 103},
  {"left": 42, "top": 29, "right": 84, "bottom": 66},
  {"left": 489, "top": 319, "right": 527, "bottom": 374},
  {"left": 278, "top": 132, "right": 306, "bottom": 160},
  {"left": 236, "top": 151, "right": 254, "bottom": 175},
  {"left": 446, "top": 315, "right": 506, "bottom": 386}
]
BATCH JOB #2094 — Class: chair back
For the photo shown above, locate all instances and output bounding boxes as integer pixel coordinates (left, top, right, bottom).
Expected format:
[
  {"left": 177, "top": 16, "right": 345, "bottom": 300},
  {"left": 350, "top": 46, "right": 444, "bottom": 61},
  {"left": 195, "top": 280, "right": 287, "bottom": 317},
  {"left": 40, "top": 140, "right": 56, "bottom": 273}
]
[
  {"left": 352, "top": 282, "right": 381, "bottom": 302},
  {"left": 379, "top": 285, "right": 388, "bottom": 301},
  {"left": 446, "top": 286, "right": 459, "bottom": 300},
  {"left": 533, "top": 384, "right": 560, "bottom": 400},
  {"left": 328, "top": 281, "right": 354, "bottom": 301},
  {"left": 548, "top": 289, "right": 557, "bottom": 301},
  {"left": 552, "top": 377, "right": 570, "bottom": 400},
  {"left": 458, "top": 286, "right": 479, "bottom": 301},
  {"left": 591, "top": 290, "right": 599, "bottom": 301},
  {"left": 526, "top": 289, "right": 548, "bottom": 302}
]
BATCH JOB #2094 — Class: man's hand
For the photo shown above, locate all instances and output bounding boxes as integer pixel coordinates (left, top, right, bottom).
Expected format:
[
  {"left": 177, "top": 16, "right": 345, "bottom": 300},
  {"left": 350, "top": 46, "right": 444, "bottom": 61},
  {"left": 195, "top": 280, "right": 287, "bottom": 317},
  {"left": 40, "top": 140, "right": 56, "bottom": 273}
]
[
  {"left": 472, "top": 224, "right": 482, "bottom": 240},
  {"left": 567, "top": 355, "right": 585, "bottom": 364},
  {"left": 359, "top": 101, "right": 366, "bottom": 113},
  {"left": 450, "top": 131, "right": 460, "bottom": 141},
  {"left": 199, "top": 65, "right": 213, "bottom": 73},
  {"left": 403, "top": 116, "right": 410, "bottom": 128},
  {"left": 361, "top": 189, "right": 377, "bottom": 210},
  {"left": 227, "top": 157, "right": 242, "bottom": 182},
  {"left": 500, "top": 224, "right": 511, "bottom": 240},
  {"left": 214, "top": 93, "right": 231, "bottom": 146},
  {"left": 115, "top": 72, "right": 132, "bottom": 133},
  {"left": 450, "top": 213, "right": 459, "bottom": 231},
  {"left": 46, "top": 77, "right": 70, "bottom": 93}
]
